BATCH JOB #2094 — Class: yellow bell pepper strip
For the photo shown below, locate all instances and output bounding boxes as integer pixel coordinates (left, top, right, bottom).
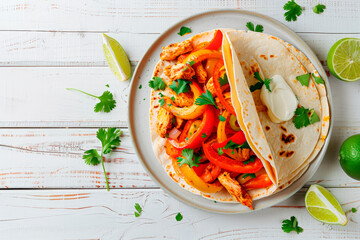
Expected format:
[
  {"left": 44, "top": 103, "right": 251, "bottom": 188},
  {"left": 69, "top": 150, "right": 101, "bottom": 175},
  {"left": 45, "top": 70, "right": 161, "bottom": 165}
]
[
  {"left": 162, "top": 81, "right": 207, "bottom": 120},
  {"left": 182, "top": 49, "right": 222, "bottom": 66},
  {"left": 229, "top": 114, "right": 241, "bottom": 131},
  {"left": 177, "top": 160, "right": 223, "bottom": 193},
  {"left": 169, "top": 106, "right": 215, "bottom": 150},
  {"left": 217, "top": 110, "right": 240, "bottom": 159}
]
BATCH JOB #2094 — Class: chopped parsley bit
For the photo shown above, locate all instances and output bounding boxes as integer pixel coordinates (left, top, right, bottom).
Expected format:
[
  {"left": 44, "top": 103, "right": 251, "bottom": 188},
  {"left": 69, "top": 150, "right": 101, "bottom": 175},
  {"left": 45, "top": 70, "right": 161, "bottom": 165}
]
[
  {"left": 296, "top": 73, "right": 310, "bottom": 87},
  {"left": 178, "top": 26, "right": 192, "bottom": 36},
  {"left": 223, "top": 140, "right": 240, "bottom": 150},
  {"left": 169, "top": 79, "right": 191, "bottom": 95},
  {"left": 264, "top": 78, "right": 272, "bottom": 92},
  {"left": 138, "top": 84, "right": 142, "bottom": 89},
  {"left": 214, "top": 201, "right": 217, "bottom": 203},
  {"left": 240, "top": 141, "right": 250, "bottom": 149},
  {"left": 177, "top": 148, "right": 200, "bottom": 168},
  {"left": 242, "top": 173, "right": 256, "bottom": 179},
  {"left": 250, "top": 72, "right": 271, "bottom": 92},
  {"left": 105, "top": 84, "right": 109, "bottom": 88},
  {"left": 168, "top": 104, "right": 172, "bottom": 106},
  {"left": 282, "top": 216, "right": 303, "bottom": 234},
  {"left": 201, "top": 133, "right": 207, "bottom": 138},
  {"left": 243, "top": 155, "right": 256, "bottom": 165},
  {"left": 246, "top": 22, "right": 264, "bottom": 32},
  {"left": 159, "top": 92, "right": 164, "bottom": 97},
  {"left": 219, "top": 74, "right": 229, "bottom": 87},
  {"left": 218, "top": 148, "right": 224, "bottom": 156},
  {"left": 175, "top": 212, "right": 183, "bottom": 221},
  {"left": 219, "top": 115, "right": 226, "bottom": 122},
  {"left": 134, "top": 203, "right": 142, "bottom": 217},
  {"left": 185, "top": 137, "right": 189, "bottom": 141},
  {"left": 181, "top": 66, "right": 189, "bottom": 72},
  {"left": 187, "top": 60, "right": 195, "bottom": 66},
  {"left": 171, "top": 96, "right": 175, "bottom": 101},
  {"left": 195, "top": 90, "right": 218, "bottom": 108},
  {"left": 293, "top": 106, "right": 320, "bottom": 129},
  {"left": 165, "top": 133, "right": 169, "bottom": 138},
  {"left": 283, "top": 0, "right": 303, "bottom": 22},
  {"left": 312, "top": 73, "right": 325, "bottom": 84},
  {"left": 313, "top": 4, "right": 326, "bottom": 14},
  {"left": 352, "top": 207, "right": 357, "bottom": 213},
  {"left": 143, "top": 98, "right": 145, "bottom": 101},
  {"left": 149, "top": 76, "right": 166, "bottom": 91},
  {"left": 159, "top": 98, "right": 165, "bottom": 107}
]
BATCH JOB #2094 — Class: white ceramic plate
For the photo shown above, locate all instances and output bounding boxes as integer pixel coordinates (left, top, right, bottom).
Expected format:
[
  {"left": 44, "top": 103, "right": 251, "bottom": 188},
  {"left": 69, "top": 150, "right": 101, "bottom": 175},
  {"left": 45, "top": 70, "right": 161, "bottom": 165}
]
[{"left": 128, "top": 9, "right": 333, "bottom": 213}]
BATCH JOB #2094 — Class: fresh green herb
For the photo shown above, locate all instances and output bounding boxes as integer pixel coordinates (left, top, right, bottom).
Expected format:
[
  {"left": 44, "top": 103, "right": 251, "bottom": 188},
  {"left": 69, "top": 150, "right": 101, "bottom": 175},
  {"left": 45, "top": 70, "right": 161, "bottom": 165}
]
[
  {"left": 214, "top": 201, "right": 217, "bottom": 203},
  {"left": 352, "top": 207, "right": 357, "bottom": 213},
  {"left": 134, "top": 203, "right": 142, "bottom": 217},
  {"left": 178, "top": 26, "right": 192, "bottom": 36},
  {"left": 143, "top": 98, "right": 146, "bottom": 101},
  {"left": 223, "top": 140, "right": 240, "bottom": 150},
  {"left": 171, "top": 96, "right": 176, "bottom": 101},
  {"left": 169, "top": 79, "right": 191, "bottom": 95},
  {"left": 246, "top": 22, "right": 264, "bottom": 32},
  {"left": 185, "top": 137, "right": 189, "bottom": 141},
  {"left": 296, "top": 73, "right": 310, "bottom": 87},
  {"left": 177, "top": 148, "right": 201, "bottom": 168},
  {"left": 284, "top": 0, "right": 302, "bottom": 22},
  {"left": 240, "top": 141, "right": 250, "bottom": 149},
  {"left": 243, "top": 155, "right": 256, "bottom": 165},
  {"left": 149, "top": 76, "right": 166, "bottom": 91},
  {"left": 282, "top": 216, "right": 303, "bottom": 234},
  {"left": 219, "top": 74, "right": 229, "bottom": 87},
  {"left": 218, "top": 148, "right": 224, "bottom": 156},
  {"left": 313, "top": 4, "right": 326, "bottom": 14},
  {"left": 250, "top": 82, "right": 264, "bottom": 92},
  {"left": 312, "top": 73, "right": 325, "bottom": 84},
  {"left": 165, "top": 133, "right": 169, "bottom": 138},
  {"left": 159, "top": 92, "right": 164, "bottom": 97},
  {"left": 219, "top": 115, "right": 226, "bottom": 122},
  {"left": 201, "top": 133, "right": 207, "bottom": 138},
  {"left": 242, "top": 173, "right": 256, "bottom": 179},
  {"left": 168, "top": 104, "right": 172, "bottom": 106},
  {"left": 105, "top": 84, "right": 109, "bottom": 88},
  {"left": 171, "top": 118, "right": 176, "bottom": 124},
  {"left": 250, "top": 72, "right": 272, "bottom": 92},
  {"left": 181, "top": 66, "right": 189, "bottom": 72},
  {"left": 195, "top": 90, "right": 218, "bottom": 108},
  {"left": 66, "top": 88, "right": 116, "bottom": 113},
  {"left": 159, "top": 98, "right": 165, "bottom": 107},
  {"left": 83, "top": 128, "right": 122, "bottom": 191},
  {"left": 175, "top": 212, "right": 183, "bottom": 221},
  {"left": 187, "top": 60, "right": 195, "bottom": 66},
  {"left": 264, "top": 78, "right": 272, "bottom": 92},
  {"left": 293, "top": 106, "right": 320, "bottom": 129},
  {"left": 138, "top": 84, "right": 142, "bottom": 89}
]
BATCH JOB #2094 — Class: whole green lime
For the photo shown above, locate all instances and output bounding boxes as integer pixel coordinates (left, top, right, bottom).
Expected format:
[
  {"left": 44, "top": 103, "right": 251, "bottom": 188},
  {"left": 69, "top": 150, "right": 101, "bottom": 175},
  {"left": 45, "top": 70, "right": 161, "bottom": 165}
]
[{"left": 339, "top": 134, "right": 360, "bottom": 180}]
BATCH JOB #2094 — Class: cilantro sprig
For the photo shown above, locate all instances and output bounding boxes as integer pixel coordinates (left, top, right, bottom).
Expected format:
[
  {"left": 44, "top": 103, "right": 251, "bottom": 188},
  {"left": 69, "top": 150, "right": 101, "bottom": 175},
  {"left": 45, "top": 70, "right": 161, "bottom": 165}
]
[
  {"left": 246, "top": 22, "right": 264, "bottom": 32},
  {"left": 250, "top": 72, "right": 272, "bottom": 92},
  {"left": 296, "top": 73, "right": 310, "bottom": 87},
  {"left": 149, "top": 76, "right": 166, "bottom": 91},
  {"left": 169, "top": 79, "right": 191, "bottom": 95},
  {"left": 177, "top": 148, "right": 201, "bottom": 168},
  {"left": 178, "top": 26, "right": 192, "bottom": 36},
  {"left": 219, "top": 74, "right": 229, "bottom": 87},
  {"left": 283, "top": 0, "right": 302, "bottom": 22},
  {"left": 282, "top": 216, "right": 303, "bottom": 234},
  {"left": 66, "top": 88, "right": 116, "bottom": 113},
  {"left": 83, "top": 128, "right": 122, "bottom": 191},
  {"left": 195, "top": 90, "right": 218, "bottom": 108},
  {"left": 313, "top": 4, "right": 326, "bottom": 14},
  {"left": 293, "top": 106, "right": 320, "bottom": 129}
]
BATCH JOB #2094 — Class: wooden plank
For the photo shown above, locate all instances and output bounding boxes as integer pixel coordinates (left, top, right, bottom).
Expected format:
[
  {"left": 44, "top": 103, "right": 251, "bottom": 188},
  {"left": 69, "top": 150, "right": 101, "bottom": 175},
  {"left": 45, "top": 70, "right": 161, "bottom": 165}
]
[
  {"left": 0, "top": 66, "right": 358, "bottom": 127},
  {"left": 0, "top": 31, "right": 358, "bottom": 67},
  {"left": 0, "top": 0, "right": 358, "bottom": 33},
  {"left": 0, "top": 127, "right": 358, "bottom": 189},
  {"left": 0, "top": 188, "right": 359, "bottom": 239}
]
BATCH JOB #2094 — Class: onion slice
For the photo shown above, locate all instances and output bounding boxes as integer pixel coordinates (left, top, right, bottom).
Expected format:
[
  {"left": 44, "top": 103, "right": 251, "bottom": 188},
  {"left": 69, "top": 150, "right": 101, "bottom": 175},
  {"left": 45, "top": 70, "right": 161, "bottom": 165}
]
[{"left": 168, "top": 127, "right": 181, "bottom": 140}]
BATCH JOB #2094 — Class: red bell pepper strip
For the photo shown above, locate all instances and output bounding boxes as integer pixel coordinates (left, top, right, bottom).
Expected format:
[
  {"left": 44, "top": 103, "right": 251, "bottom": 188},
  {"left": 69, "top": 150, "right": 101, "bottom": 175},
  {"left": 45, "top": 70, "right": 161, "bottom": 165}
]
[
  {"left": 212, "top": 131, "right": 246, "bottom": 149},
  {"left": 213, "top": 59, "right": 236, "bottom": 115},
  {"left": 205, "top": 30, "right": 223, "bottom": 50},
  {"left": 202, "top": 142, "right": 263, "bottom": 173},
  {"left": 169, "top": 106, "right": 215, "bottom": 150},
  {"left": 192, "top": 163, "right": 208, "bottom": 176},
  {"left": 243, "top": 173, "right": 273, "bottom": 190}
]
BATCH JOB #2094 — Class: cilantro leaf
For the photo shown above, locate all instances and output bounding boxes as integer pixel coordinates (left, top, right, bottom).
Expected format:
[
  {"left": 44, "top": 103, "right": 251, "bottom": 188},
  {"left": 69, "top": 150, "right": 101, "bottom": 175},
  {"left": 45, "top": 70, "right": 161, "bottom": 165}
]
[
  {"left": 255, "top": 24, "right": 264, "bottom": 33},
  {"left": 138, "top": 84, "right": 142, "bottom": 89},
  {"left": 195, "top": 90, "right": 218, "bottom": 108},
  {"left": 264, "top": 78, "right": 272, "bottom": 92},
  {"left": 243, "top": 155, "right": 256, "bottom": 165},
  {"left": 171, "top": 96, "right": 175, "bottom": 101},
  {"left": 169, "top": 79, "right": 191, "bottom": 95},
  {"left": 293, "top": 106, "right": 320, "bottom": 129},
  {"left": 240, "top": 141, "right": 250, "bottom": 149},
  {"left": 312, "top": 73, "right": 325, "bottom": 84},
  {"left": 201, "top": 133, "right": 207, "bottom": 138},
  {"left": 219, "top": 74, "right": 229, "bottom": 87},
  {"left": 242, "top": 173, "right": 256, "bottom": 179},
  {"left": 254, "top": 72, "right": 264, "bottom": 83},
  {"left": 178, "top": 26, "right": 192, "bottom": 36},
  {"left": 250, "top": 72, "right": 271, "bottom": 92},
  {"left": 218, "top": 148, "right": 224, "bottom": 156},
  {"left": 149, "top": 76, "right": 166, "bottom": 91},
  {"left": 296, "top": 73, "right": 310, "bottom": 87},
  {"left": 105, "top": 84, "right": 109, "bottom": 88},
  {"left": 187, "top": 60, "right": 195, "bottom": 66},
  {"left": 159, "top": 97, "right": 165, "bottom": 107},
  {"left": 309, "top": 109, "right": 320, "bottom": 124},
  {"left": 223, "top": 140, "right": 241, "bottom": 150},
  {"left": 134, "top": 203, "right": 142, "bottom": 217},
  {"left": 83, "top": 149, "right": 102, "bottom": 166},
  {"left": 283, "top": 0, "right": 303, "bottom": 22},
  {"left": 246, "top": 22, "right": 254, "bottom": 31},
  {"left": 314, "top": 4, "right": 326, "bottom": 14},
  {"left": 219, "top": 115, "right": 226, "bottom": 122},
  {"left": 66, "top": 88, "right": 117, "bottom": 113},
  {"left": 250, "top": 81, "right": 264, "bottom": 92},
  {"left": 282, "top": 216, "right": 303, "bottom": 234},
  {"left": 177, "top": 148, "right": 200, "bottom": 168},
  {"left": 175, "top": 213, "right": 183, "bottom": 221},
  {"left": 352, "top": 207, "right": 357, "bottom": 213}
]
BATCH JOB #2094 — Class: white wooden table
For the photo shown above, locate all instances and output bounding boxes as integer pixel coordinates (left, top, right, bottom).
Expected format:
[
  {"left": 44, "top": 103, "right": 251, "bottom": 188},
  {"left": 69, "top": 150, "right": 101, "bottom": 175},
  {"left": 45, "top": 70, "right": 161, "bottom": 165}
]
[{"left": 1, "top": 1, "right": 360, "bottom": 239}]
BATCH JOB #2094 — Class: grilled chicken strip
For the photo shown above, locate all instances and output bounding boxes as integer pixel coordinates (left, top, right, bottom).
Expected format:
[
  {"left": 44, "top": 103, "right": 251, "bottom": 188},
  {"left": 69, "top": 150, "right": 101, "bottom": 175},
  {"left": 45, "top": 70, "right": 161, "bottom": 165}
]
[
  {"left": 156, "top": 107, "right": 174, "bottom": 138},
  {"left": 160, "top": 39, "right": 193, "bottom": 61}
]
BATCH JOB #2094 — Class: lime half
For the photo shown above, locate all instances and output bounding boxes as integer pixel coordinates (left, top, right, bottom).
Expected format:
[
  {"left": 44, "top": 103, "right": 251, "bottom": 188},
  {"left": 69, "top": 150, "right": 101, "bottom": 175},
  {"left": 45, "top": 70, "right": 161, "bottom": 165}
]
[
  {"left": 305, "top": 184, "right": 348, "bottom": 226},
  {"left": 102, "top": 33, "right": 131, "bottom": 81},
  {"left": 327, "top": 38, "right": 360, "bottom": 82}
]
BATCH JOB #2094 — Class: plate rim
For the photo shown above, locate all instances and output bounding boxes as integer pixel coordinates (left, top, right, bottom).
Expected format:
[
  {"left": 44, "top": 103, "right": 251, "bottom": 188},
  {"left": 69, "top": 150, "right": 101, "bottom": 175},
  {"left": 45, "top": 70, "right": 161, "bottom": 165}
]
[{"left": 128, "top": 9, "right": 334, "bottom": 214}]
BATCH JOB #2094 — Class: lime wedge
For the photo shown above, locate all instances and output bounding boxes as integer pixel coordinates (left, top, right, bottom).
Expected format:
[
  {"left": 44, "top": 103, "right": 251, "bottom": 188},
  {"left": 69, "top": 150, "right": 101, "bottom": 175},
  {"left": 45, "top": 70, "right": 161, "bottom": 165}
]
[
  {"left": 327, "top": 38, "right": 360, "bottom": 82},
  {"left": 305, "top": 184, "right": 348, "bottom": 226},
  {"left": 102, "top": 33, "right": 131, "bottom": 81}
]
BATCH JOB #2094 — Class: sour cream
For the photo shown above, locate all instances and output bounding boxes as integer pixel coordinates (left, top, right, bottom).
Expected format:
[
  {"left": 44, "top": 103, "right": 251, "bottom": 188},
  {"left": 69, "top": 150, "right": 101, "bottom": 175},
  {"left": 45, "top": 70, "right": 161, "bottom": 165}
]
[{"left": 260, "top": 75, "right": 298, "bottom": 123}]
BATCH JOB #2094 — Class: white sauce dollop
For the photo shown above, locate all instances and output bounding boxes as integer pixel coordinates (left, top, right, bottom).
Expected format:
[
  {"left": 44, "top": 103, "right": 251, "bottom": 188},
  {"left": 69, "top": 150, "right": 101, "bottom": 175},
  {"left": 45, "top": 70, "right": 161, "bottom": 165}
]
[{"left": 260, "top": 75, "right": 298, "bottom": 123}]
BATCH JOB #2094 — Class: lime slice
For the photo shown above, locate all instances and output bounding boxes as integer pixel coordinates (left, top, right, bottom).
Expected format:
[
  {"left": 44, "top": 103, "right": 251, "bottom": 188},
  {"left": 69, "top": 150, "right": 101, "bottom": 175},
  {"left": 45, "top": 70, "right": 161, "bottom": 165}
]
[
  {"left": 305, "top": 184, "right": 348, "bottom": 226},
  {"left": 102, "top": 33, "right": 131, "bottom": 81},
  {"left": 327, "top": 38, "right": 360, "bottom": 82}
]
